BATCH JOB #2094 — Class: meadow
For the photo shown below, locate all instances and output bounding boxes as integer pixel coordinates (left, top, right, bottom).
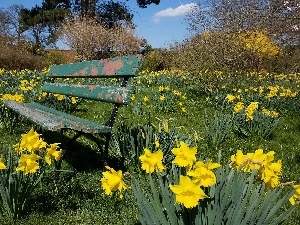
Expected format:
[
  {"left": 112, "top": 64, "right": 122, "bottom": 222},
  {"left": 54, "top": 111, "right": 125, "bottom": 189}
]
[{"left": 0, "top": 68, "right": 299, "bottom": 224}]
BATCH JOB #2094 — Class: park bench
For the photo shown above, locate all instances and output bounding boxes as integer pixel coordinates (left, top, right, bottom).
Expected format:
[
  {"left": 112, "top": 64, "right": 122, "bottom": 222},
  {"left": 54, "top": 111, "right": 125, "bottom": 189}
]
[{"left": 3, "top": 55, "right": 143, "bottom": 168}]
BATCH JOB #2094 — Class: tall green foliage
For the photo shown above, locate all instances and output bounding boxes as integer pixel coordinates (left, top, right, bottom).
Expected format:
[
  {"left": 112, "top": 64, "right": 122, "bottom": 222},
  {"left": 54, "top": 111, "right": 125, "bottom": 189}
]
[
  {"left": 132, "top": 166, "right": 295, "bottom": 225},
  {"left": 0, "top": 145, "right": 43, "bottom": 220}
]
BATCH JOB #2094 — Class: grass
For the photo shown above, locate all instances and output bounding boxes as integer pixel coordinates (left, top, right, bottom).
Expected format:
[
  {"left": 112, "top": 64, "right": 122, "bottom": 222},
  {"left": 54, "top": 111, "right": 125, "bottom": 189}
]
[{"left": 0, "top": 69, "right": 300, "bottom": 224}]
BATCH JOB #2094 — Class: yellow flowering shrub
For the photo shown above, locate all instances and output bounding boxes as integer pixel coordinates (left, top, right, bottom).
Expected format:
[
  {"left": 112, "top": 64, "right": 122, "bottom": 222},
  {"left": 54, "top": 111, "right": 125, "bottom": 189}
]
[{"left": 239, "top": 30, "right": 281, "bottom": 58}]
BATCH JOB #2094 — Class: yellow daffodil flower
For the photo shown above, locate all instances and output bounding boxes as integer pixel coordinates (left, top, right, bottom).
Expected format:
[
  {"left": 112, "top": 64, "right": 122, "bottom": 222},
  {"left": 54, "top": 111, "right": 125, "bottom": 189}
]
[
  {"left": 226, "top": 94, "right": 236, "bottom": 102},
  {"left": 143, "top": 96, "right": 149, "bottom": 102},
  {"left": 16, "top": 127, "right": 45, "bottom": 153},
  {"left": 16, "top": 153, "right": 41, "bottom": 174},
  {"left": 45, "top": 143, "right": 63, "bottom": 165},
  {"left": 171, "top": 141, "right": 197, "bottom": 169},
  {"left": 139, "top": 148, "right": 165, "bottom": 173},
  {"left": 289, "top": 184, "right": 300, "bottom": 205},
  {"left": 169, "top": 175, "right": 208, "bottom": 208},
  {"left": 0, "top": 158, "right": 6, "bottom": 170},
  {"left": 101, "top": 166, "right": 128, "bottom": 199}
]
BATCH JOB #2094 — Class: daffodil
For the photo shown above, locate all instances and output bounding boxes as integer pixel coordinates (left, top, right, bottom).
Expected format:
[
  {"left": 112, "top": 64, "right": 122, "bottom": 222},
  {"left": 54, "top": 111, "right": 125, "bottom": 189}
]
[
  {"left": 158, "top": 86, "right": 164, "bottom": 91},
  {"left": 0, "top": 158, "right": 6, "bottom": 170},
  {"left": 259, "top": 160, "right": 282, "bottom": 188},
  {"left": 130, "top": 94, "right": 135, "bottom": 101},
  {"left": 169, "top": 175, "right": 208, "bottom": 208},
  {"left": 101, "top": 166, "right": 128, "bottom": 199},
  {"left": 45, "top": 143, "right": 63, "bottom": 165},
  {"left": 194, "top": 160, "right": 221, "bottom": 170},
  {"left": 55, "top": 94, "right": 64, "bottom": 101},
  {"left": 188, "top": 160, "right": 220, "bottom": 187},
  {"left": 226, "top": 94, "right": 236, "bottom": 102},
  {"left": 289, "top": 184, "right": 300, "bottom": 205},
  {"left": 16, "top": 154, "right": 41, "bottom": 174},
  {"left": 172, "top": 141, "right": 197, "bottom": 169},
  {"left": 246, "top": 102, "right": 259, "bottom": 120},
  {"left": 155, "top": 140, "right": 160, "bottom": 148},
  {"left": 188, "top": 166, "right": 217, "bottom": 187},
  {"left": 16, "top": 127, "right": 46, "bottom": 153},
  {"left": 139, "top": 148, "right": 165, "bottom": 173},
  {"left": 230, "top": 149, "right": 282, "bottom": 188},
  {"left": 233, "top": 102, "right": 244, "bottom": 113},
  {"left": 143, "top": 96, "right": 149, "bottom": 102},
  {"left": 71, "top": 97, "right": 77, "bottom": 104},
  {"left": 160, "top": 95, "right": 165, "bottom": 101}
]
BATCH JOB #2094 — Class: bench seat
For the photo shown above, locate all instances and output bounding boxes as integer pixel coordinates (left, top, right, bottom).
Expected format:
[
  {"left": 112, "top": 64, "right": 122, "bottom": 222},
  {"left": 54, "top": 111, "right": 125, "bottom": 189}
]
[{"left": 3, "top": 100, "right": 111, "bottom": 133}]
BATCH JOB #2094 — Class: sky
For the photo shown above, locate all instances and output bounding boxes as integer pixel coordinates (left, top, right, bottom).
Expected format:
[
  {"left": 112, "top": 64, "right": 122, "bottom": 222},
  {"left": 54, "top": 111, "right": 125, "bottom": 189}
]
[{"left": 0, "top": 0, "right": 199, "bottom": 49}]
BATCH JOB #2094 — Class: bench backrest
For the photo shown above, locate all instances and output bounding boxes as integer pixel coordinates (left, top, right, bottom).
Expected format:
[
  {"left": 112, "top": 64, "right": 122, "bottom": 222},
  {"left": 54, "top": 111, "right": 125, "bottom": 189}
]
[
  {"left": 42, "top": 55, "right": 143, "bottom": 105},
  {"left": 47, "top": 55, "right": 142, "bottom": 78}
]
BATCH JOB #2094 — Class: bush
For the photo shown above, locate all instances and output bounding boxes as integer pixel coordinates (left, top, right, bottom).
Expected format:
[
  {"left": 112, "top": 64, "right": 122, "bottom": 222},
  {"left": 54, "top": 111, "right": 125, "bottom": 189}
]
[
  {"left": 43, "top": 50, "right": 77, "bottom": 66},
  {"left": 59, "top": 16, "right": 142, "bottom": 61},
  {"left": 0, "top": 39, "right": 46, "bottom": 70},
  {"left": 142, "top": 50, "right": 168, "bottom": 71},
  {"left": 165, "top": 30, "right": 298, "bottom": 73}
]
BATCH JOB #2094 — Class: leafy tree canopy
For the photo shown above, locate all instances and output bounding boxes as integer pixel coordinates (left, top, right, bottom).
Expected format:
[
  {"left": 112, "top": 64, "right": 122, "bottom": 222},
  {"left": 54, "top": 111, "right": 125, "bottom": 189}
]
[
  {"left": 19, "top": 0, "right": 70, "bottom": 47},
  {"left": 136, "top": 0, "right": 160, "bottom": 8},
  {"left": 97, "top": 1, "right": 134, "bottom": 28},
  {"left": 18, "top": 0, "right": 161, "bottom": 47}
]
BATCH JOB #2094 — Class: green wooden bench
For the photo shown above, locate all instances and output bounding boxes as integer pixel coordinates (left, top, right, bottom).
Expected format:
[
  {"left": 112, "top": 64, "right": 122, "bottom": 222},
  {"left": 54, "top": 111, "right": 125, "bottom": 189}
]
[{"left": 3, "top": 55, "right": 143, "bottom": 168}]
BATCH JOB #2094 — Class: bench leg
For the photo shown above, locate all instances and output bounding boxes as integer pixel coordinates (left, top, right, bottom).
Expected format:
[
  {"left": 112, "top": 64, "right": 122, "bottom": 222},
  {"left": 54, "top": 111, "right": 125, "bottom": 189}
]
[
  {"left": 84, "top": 133, "right": 109, "bottom": 168},
  {"left": 57, "top": 129, "right": 111, "bottom": 173},
  {"left": 103, "top": 134, "right": 112, "bottom": 167},
  {"left": 54, "top": 159, "right": 62, "bottom": 182},
  {"left": 53, "top": 129, "right": 71, "bottom": 182}
]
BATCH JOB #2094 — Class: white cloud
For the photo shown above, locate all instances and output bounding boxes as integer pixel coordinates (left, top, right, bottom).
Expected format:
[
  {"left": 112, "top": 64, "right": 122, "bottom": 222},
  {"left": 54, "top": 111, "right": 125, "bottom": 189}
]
[{"left": 153, "top": 3, "right": 199, "bottom": 23}]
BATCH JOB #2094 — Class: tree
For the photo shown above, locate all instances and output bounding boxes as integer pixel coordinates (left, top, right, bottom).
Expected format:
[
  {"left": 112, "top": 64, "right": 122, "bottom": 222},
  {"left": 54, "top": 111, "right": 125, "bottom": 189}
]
[
  {"left": 18, "top": 0, "right": 70, "bottom": 48},
  {"left": 0, "top": 5, "right": 24, "bottom": 43},
  {"left": 187, "top": 0, "right": 300, "bottom": 45},
  {"left": 96, "top": 1, "right": 133, "bottom": 28},
  {"left": 17, "top": 0, "right": 161, "bottom": 48},
  {"left": 136, "top": 0, "right": 160, "bottom": 8}
]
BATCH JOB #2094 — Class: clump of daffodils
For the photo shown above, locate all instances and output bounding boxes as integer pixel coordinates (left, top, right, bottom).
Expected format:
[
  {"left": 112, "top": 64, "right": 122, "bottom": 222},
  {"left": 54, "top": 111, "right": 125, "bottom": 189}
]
[
  {"left": 139, "top": 140, "right": 220, "bottom": 209},
  {"left": 1, "top": 93, "right": 24, "bottom": 103},
  {"left": 169, "top": 141, "right": 220, "bottom": 208},
  {"left": 230, "top": 148, "right": 300, "bottom": 205},
  {"left": 230, "top": 149, "right": 282, "bottom": 188},
  {"left": 11, "top": 127, "right": 63, "bottom": 174},
  {"left": 101, "top": 137, "right": 299, "bottom": 208}
]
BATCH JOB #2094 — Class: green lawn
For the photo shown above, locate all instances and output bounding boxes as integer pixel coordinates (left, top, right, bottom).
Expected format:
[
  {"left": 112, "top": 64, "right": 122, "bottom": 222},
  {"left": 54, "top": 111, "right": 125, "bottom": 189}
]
[{"left": 0, "top": 69, "right": 299, "bottom": 224}]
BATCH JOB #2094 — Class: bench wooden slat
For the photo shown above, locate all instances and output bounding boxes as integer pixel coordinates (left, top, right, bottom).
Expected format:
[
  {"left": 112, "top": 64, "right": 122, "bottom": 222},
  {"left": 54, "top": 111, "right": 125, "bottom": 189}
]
[
  {"left": 42, "top": 83, "right": 133, "bottom": 104},
  {"left": 3, "top": 100, "right": 65, "bottom": 131},
  {"left": 48, "top": 55, "right": 142, "bottom": 78},
  {"left": 3, "top": 100, "right": 111, "bottom": 133}
]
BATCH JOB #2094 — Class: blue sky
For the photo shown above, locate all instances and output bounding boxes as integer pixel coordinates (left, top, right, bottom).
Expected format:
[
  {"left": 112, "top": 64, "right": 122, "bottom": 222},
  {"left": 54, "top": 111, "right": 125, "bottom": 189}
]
[{"left": 0, "top": 0, "right": 198, "bottom": 48}]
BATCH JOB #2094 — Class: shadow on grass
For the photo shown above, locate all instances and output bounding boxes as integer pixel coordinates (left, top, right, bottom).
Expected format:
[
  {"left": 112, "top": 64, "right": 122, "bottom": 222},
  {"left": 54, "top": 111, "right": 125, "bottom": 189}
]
[
  {"left": 42, "top": 130, "right": 125, "bottom": 172},
  {"left": 24, "top": 130, "right": 126, "bottom": 216}
]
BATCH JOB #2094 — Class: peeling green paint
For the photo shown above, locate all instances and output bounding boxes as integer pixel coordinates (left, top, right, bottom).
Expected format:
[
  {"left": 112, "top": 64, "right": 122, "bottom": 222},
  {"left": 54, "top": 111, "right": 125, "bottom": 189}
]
[
  {"left": 48, "top": 55, "right": 143, "bottom": 78},
  {"left": 42, "top": 83, "right": 133, "bottom": 104}
]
